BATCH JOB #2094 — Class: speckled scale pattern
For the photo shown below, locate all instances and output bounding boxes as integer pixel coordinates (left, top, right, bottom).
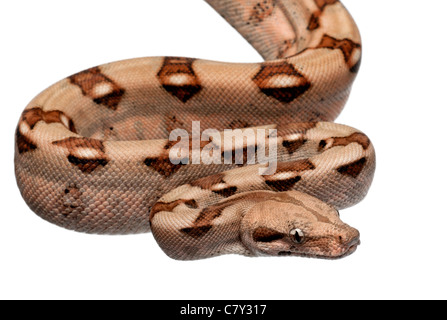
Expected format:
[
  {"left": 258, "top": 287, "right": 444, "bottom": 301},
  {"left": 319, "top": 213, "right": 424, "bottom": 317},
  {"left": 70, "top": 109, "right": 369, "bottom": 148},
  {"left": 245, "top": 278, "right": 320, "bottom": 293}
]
[{"left": 15, "top": 0, "right": 375, "bottom": 260}]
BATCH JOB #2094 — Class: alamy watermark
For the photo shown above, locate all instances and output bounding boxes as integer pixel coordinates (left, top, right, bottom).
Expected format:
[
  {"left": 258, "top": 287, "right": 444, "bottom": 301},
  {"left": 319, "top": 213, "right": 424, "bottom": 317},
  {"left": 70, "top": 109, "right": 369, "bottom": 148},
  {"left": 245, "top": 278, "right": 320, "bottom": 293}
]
[{"left": 168, "top": 121, "right": 277, "bottom": 175}]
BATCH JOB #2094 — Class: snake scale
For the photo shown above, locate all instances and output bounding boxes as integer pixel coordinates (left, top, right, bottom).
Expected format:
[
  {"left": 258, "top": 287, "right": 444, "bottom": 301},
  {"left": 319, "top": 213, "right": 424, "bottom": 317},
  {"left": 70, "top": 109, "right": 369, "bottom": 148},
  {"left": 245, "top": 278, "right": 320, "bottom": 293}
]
[{"left": 14, "top": 0, "right": 375, "bottom": 260}]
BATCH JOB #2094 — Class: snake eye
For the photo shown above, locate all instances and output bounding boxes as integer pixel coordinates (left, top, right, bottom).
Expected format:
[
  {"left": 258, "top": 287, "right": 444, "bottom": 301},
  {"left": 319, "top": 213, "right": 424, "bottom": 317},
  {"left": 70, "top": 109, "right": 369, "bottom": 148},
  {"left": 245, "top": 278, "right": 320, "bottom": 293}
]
[{"left": 290, "top": 228, "right": 305, "bottom": 244}]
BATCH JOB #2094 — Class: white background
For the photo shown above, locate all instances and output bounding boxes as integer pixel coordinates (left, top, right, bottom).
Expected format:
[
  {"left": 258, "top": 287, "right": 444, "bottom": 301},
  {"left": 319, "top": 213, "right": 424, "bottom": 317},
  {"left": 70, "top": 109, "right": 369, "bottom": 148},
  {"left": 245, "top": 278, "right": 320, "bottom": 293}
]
[{"left": 1, "top": 0, "right": 446, "bottom": 300}]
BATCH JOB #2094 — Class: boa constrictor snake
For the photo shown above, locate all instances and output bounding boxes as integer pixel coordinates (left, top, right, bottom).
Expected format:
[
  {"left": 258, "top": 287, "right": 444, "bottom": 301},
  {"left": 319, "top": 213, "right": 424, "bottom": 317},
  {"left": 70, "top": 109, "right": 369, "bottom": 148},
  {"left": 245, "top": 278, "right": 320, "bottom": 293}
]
[{"left": 14, "top": 0, "right": 375, "bottom": 260}]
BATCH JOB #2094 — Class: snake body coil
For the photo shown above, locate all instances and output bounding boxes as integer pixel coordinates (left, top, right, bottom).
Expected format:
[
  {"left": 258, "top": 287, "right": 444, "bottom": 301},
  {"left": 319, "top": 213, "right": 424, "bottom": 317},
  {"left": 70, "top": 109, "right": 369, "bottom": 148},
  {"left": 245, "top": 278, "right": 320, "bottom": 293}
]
[{"left": 15, "top": 0, "right": 375, "bottom": 260}]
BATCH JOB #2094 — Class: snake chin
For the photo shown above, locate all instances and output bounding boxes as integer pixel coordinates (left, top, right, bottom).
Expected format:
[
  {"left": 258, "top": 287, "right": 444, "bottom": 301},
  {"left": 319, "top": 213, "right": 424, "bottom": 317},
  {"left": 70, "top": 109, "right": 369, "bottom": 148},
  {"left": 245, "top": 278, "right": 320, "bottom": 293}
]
[
  {"left": 313, "top": 237, "right": 361, "bottom": 260},
  {"left": 276, "top": 236, "right": 361, "bottom": 260}
]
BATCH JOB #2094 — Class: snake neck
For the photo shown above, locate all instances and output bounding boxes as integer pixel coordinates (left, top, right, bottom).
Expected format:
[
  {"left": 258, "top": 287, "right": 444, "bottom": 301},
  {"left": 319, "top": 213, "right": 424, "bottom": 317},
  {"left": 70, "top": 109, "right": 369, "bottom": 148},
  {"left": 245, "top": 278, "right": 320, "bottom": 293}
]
[{"left": 150, "top": 191, "right": 280, "bottom": 260}]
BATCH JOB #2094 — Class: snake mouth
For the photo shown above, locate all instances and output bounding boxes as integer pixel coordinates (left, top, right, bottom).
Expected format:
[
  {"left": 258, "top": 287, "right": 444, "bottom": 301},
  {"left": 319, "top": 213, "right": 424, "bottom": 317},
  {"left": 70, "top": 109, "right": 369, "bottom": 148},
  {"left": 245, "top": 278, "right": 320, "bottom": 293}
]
[
  {"left": 290, "top": 238, "right": 361, "bottom": 260},
  {"left": 337, "top": 239, "right": 361, "bottom": 259},
  {"left": 330, "top": 238, "right": 361, "bottom": 259}
]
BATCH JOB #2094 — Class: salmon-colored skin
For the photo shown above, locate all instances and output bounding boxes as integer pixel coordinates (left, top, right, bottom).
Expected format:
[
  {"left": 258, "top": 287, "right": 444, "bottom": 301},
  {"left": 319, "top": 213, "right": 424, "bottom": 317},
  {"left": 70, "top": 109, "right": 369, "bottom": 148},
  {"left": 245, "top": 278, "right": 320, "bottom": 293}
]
[{"left": 15, "top": 0, "right": 375, "bottom": 260}]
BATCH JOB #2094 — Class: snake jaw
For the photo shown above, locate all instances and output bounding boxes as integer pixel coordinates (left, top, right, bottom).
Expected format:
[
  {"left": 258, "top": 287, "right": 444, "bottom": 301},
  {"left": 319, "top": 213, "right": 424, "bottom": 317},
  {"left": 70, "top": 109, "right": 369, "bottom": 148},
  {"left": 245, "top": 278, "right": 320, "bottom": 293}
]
[
  {"left": 289, "top": 231, "right": 361, "bottom": 259},
  {"left": 274, "top": 234, "right": 360, "bottom": 260},
  {"left": 318, "top": 235, "right": 361, "bottom": 260}
]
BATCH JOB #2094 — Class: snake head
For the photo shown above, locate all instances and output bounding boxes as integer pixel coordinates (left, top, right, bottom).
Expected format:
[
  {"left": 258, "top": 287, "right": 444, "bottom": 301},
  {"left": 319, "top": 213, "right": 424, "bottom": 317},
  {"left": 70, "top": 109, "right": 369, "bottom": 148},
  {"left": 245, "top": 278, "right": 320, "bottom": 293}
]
[{"left": 241, "top": 191, "right": 360, "bottom": 259}]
